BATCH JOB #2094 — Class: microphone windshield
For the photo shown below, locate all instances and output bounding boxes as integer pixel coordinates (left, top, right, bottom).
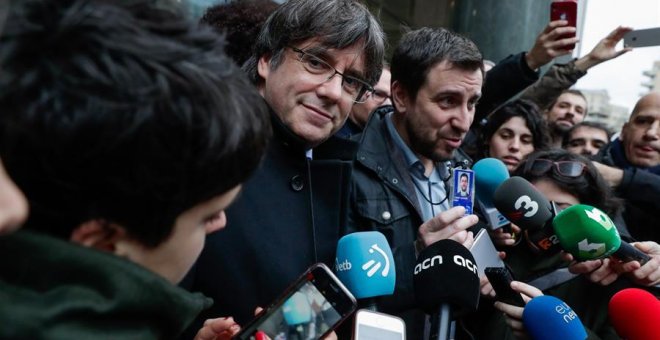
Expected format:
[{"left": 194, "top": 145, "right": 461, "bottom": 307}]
[
  {"left": 493, "top": 177, "right": 553, "bottom": 230},
  {"left": 412, "top": 239, "right": 480, "bottom": 316},
  {"left": 335, "top": 232, "right": 395, "bottom": 299},
  {"left": 609, "top": 288, "right": 660, "bottom": 339},
  {"left": 523, "top": 295, "right": 587, "bottom": 340},
  {"left": 473, "top": 158, "right": 510, "bottom": 206},
  {"left": 552, "top": 204, "right": 620, "bottom": 261}
]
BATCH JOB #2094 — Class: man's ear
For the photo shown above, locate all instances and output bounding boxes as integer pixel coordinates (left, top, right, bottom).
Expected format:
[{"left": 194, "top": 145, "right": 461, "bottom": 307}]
[
  {"left": 70, "top": 220, "right": 126, "bottom": 253},
  {"left": 391, "top": 80, "right": 409, "bottom": 114},
  {"left": 257, "top": 53, "right": 272, "bottom": 81},
  {"left": 620, "top": 122, "right": 629, "bottom": 142}
]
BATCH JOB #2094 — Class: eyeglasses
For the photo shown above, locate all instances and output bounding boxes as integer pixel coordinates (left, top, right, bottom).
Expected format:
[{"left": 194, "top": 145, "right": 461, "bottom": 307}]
[
  {"left": 365, "top": 89, "right": 390, "bottom": 104},
  {"left": 289, "top": 46, "right": 373, "bottom": 103},
  {"left": 528, "top": 159, "right": 586, "bottom": 178}
]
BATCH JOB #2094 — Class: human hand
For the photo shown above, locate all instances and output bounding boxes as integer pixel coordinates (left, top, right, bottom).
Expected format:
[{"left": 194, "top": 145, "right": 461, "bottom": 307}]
[
  {"left": 563, "top": 251, "right": 620, "bottom": 286},
  {"left": 576, "top": 26, "right": 633, "bottom": 71},
  {"left": 417, "top": 206, "right": 478, "bottom": 249},
  {"left": 0, "top": 160, "right": 28, "bottom": 235},
  {"left": 490, "top": 224, "right": 522, "bottom": 247},
  {"left": 525, "top": 20, "right": 578, "bottom": 70},
  {"left": 591, "top": 161, "right": 624, "bottom": 187},
  {"left": 612, "top": 242, "right": 660, "bottom": 286},
  {"left": 194, "top": 317, "right": 241, "bottom": 340},
  {"left": 493, "top": 281, "right": 544, "bottom": 340}
]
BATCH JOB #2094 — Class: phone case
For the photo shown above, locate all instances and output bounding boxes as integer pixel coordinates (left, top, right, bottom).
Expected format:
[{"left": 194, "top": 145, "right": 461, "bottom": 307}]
[
  {"left": 353, "top": 309, "right": 406, "bottom": 340},
  {"left": 484, "top": 267, "right": 525, "bottom": 307},
  {"left": 624, "top": 27, "right": 660, "bottom": 48},
  {"left": 550, "top": 0, "right": 578, "bottom": 50},
  {"left": 469, "top": 229, "right": 505, "bottom": 278}
]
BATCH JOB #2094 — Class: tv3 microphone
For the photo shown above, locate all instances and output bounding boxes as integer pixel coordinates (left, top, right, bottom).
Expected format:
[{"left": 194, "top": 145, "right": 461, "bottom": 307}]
[
  {"left": 473, "top": 158, "right": 511, "bottom": 230},
  {"left": 335, "top": 232, "right": 396, "bottom": 310},
  {"left": 523, "top": 295, "right": 588, "bottom": 340},
  {"left": 553, "top": 204, "right": 650, "bottom": 265}
]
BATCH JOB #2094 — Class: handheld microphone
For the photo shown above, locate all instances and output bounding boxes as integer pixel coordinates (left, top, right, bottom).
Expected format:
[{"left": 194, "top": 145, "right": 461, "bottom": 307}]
[
  {"left": 552, "top": 204, "right": 650, "bottom": 264},
  {"left": 335, "top": 232, "right": 396, "bottom": 310},
  {"left": 609, "top": 288, "right": 660, "bottom": 340},
  {"left": 473, "top": 158, "right": 511, "bottom": 230},
  {"left": 522, "top": 295, "right": 588, "bottom": 340},
  {"left": 493, "top": 176, "right": 561, "bottom": 253},
  {"left": 413, "top": 239, "right": 480, "bottom": 340}
]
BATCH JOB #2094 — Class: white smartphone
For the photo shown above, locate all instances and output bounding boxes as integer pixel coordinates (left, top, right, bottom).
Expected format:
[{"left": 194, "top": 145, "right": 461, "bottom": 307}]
[
  {"left": 353, "top": 309, "right": 405, "bottom": 340},
  {"left": 624, "top": 27, "right": 660, "bottom": 48},
  {"left": 469, "top": 228, "right": 505, "bottom": 278}
]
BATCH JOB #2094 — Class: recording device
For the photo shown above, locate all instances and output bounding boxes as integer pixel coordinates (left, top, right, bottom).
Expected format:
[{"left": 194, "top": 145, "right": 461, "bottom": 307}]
[
  {"left": 353, "top": 309, "right": 406, "bottom": 340},
  {"left": 413, "top": 239, "right": 480, "bottom": 340},
  {"left": 552, "top": 204, "right": 650, "bottom": 265},
  {"left": 469, "top": 228, "right": 505, "bottom": 278},
  {"left": 484, "top": 267, "right": 525, "bottom": 307},
  {"left": 624, "top": 27, "right": 660, "bottom": 48},
  {"left": 523, "top": 295, "right": 587, "bottom": 340},
  {"left": 234, "top": 263, "right": 356, "bottom": 340},
  {"left": 550, "top": 0, "right": 578, "bottom": 50},
  {"left": 609, "top": 288, "right": 660, "bottom": 340},
  {"left": 335, "top": 232, "right": 396, "bottom": 310},
  {"left": 473, "top": 158, "right": 511, "bottom": 230}
]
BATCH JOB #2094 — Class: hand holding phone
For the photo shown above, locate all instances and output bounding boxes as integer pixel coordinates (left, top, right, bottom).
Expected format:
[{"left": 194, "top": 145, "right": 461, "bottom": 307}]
[
  {"left": 484, "top": 267, "right": 525, "bottom": 307},
  {"left": 233, "top": 263, "right": 357, "bottom": 340},
  {"left": 353, "top": 309, "right": 405, "bottom": 340},
  {"left": 550, "top": 0, "right": 578, "bottom": 50}
]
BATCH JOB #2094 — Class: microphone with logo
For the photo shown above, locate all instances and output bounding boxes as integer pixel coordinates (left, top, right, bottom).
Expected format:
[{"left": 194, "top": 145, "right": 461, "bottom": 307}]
[
  {"left": 553, "top": 204, "right": 650, "bottom": 265},
  {"left": 493, "top": 176, "right": 561, "bottom": 254},
  {"left": 473, "top": 158, "right": 511, "bottom": 231},
  {"left": 413, "top": 239, "right": 480, "bottom": 340},
  {"left": 608, "top": 288, "right": 660, "bottom": 339},
  {"left": 335, "top": 231, "right": 396, "bottom": 311},
  {"left": 522, "top": 295, "right": 587, "bottom": 340}
]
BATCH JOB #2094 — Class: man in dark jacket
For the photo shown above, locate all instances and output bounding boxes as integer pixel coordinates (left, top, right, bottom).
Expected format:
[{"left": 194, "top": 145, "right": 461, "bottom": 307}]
[
  {"left": 594, "top": 91, "right": 660, "bottom": 243},
  {"left": 185, "top": 0, "right": 386, "bottom": 331},
  {"left": 346, "top": 27, "right": 483, "bottom": 339}
]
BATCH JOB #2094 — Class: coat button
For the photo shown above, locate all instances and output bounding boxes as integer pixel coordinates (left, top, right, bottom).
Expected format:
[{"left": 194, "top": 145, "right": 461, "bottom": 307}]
[
  {"left": 290, "top": 175, "right": 304, "bottom": 191},
  {"left": 382, "top": 211, "right": 391, "bottom": 220}
]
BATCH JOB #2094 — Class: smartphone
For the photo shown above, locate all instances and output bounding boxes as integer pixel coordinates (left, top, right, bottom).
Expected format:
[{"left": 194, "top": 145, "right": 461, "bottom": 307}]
[
  {"left": 550, "top": 0, "right": 578, "bottom": 50},
  {"left": 353, "top": 309, "right": 406, "bottom": 340},
  {"left": 484, "top": 267, "right": 525, "bottom": 307},
  {"left": 469, "top": 229, "right": 505, "bottom": 278},
  {"left": 624, "top": 27, "right": 660, "bottom": 48},
  {"left": 234, "top": 263, "right": 357, "bottom": 340}
]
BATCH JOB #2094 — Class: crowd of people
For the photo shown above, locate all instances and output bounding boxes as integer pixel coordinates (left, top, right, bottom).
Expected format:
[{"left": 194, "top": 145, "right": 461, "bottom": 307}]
[{"left": 1, "top": 0, "right": 659, "bottom": 339}]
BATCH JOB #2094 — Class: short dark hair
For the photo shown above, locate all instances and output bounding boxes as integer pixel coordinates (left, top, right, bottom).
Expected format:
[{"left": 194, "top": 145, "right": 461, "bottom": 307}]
[
  {"left": 243, "top": 0, "right": 385, "bottom": 86},
  {"left": 0, "top": 0, "right": 271, "bottom": 247},
  {"left": 514, "top": 149, "right": 622, "bottom": 216},
  {"left": 478, "top": 99, "right": 551, "bottom": 158},
  {"left": 200, "top": 0, "right": 279, "bottom": 66},
  {"left": 460, "top": 173, "right": 468, "bottom": 180},
  {"left": 391, "top": 27, "right": 483, "bottom": 101},
  {"left": 546, "top": 89, "right": 588, "bottom": 114},
  {"left": 562, "top": 121, "right": 612, "bottom": 147}
]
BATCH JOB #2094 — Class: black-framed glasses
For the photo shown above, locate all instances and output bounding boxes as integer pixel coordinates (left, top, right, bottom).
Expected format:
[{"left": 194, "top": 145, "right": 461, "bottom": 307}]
[
  {"left": 528, "top": 159, "right": 586, "bottom": 178},
  {"left": 365, "top": 89, "right": 390, "bottom": 104},
  {"left": 289, "top": 46, "right": 373, "bottom": 103}
]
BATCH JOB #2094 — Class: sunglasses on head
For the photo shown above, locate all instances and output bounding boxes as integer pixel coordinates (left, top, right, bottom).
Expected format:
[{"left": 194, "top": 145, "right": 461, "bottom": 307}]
[{"left": 528, "top": 159, "right": 586, "bottom": 178}]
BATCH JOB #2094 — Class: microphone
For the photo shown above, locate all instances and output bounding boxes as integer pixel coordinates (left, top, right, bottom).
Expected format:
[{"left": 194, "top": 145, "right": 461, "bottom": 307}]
[
  {"left": 609, "top": 288, "right": 660, "bottom": 339},
  {"left": 335, "top": 232, "right": 396, "bottom": 310},
  {"left": 493, "top": 176, "right": 561, "bottom": 253},
  {"left": 552, "top": 204, "right": 650, "bottom": 265},
  {"left": 522, "top": 295, "right": 587, "bottom": 340},
  {"left": 473, "top": 158, "right": 511, "bottom": 230},
  {"left": 413, "top": 239, "right": 480, "bottom": 340}
]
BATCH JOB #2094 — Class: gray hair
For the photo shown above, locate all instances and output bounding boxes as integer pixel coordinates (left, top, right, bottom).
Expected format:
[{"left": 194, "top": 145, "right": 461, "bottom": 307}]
[{"left": 243, "top": 0, "right": 385, "bottom": 86}]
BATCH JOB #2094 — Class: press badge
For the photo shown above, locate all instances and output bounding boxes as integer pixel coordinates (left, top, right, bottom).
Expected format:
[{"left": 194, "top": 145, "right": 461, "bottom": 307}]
[{"left": 450, "top": 168, "right": 475, "bottom": 216}]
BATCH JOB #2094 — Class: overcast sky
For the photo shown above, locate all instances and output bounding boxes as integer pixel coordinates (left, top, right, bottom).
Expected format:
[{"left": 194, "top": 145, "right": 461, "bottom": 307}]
[{"left": 574, "top": 0, "right": 660, "bottom": 112}]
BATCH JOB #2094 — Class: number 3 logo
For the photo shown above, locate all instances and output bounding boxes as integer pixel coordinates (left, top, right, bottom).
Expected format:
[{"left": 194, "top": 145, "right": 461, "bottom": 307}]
[{"left": 514, "top": 195, "right": 539, "bottom": 217}]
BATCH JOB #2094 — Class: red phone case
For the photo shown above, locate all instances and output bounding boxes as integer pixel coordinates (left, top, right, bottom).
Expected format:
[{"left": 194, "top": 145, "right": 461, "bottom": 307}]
[{"left": 550, "top": 0, "right": 578, "bottom": 50}]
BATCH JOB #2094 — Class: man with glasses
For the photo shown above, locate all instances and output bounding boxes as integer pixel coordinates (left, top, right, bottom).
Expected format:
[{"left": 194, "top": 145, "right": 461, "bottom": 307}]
[
  {"left": 183, "top": 0, "right": 385, "bottom": 332},
  {"left": 336, "top": 65, "right": 392, "bottom": 139},
  {"left": 346, "top": 27, "right": 482, "bottom": 339}
]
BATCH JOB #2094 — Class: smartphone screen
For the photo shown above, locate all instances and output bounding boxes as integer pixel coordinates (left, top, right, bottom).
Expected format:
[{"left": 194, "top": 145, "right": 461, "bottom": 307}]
[
  {"left": 354, "top": 309, "right": 405, "bottom": 340},
  {"left": 235, "top": 263, "right": 356, "bottom": 340}
]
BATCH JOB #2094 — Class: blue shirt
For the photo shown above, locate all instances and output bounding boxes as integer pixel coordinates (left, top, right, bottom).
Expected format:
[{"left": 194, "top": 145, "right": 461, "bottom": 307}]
[{"left": 384, "top": 113, "right": 450, "bottom": 222}]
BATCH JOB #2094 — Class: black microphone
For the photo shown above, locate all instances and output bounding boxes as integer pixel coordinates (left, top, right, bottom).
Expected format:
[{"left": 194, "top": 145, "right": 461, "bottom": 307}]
[
  {"left": 493, "top": 176, "right": 562, "bottom": 254},
  {"left": 413, "top": 239, "right": 480, "bottom": 340}
]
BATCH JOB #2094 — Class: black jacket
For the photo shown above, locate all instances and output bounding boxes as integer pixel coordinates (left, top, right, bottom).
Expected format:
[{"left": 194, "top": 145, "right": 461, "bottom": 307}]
[
  {"left": 346, "top": 106, "right": 472, "bottom": 339},
  {"left": 183, "top": 110, "right": 358, "bottom": 331}
]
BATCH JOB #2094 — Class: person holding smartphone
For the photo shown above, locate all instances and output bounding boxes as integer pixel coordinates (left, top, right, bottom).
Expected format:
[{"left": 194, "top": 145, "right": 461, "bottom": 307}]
[{"left": 0, "top": 0, "right": 270, "bottom": 338}]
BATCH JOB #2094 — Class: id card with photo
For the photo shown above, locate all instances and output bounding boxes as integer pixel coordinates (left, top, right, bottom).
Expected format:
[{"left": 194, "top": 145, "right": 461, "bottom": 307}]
[{"left": 450, "top": 168, "right": 474, "bottom": 216}]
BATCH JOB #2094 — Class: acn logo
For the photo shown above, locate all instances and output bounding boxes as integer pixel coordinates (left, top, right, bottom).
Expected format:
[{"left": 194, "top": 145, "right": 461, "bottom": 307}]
[{"left": 362, "top": 243, "right": 391, "bottom": 277}]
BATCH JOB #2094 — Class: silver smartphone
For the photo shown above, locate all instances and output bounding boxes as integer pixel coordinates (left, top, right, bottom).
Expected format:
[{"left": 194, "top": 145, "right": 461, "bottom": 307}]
[
  {"left": 353, "top": 309, "right": 406, "bottom": 340},
  {"left": 469, "top": 228, "right": 505, "bottom": 278},
  {"left": 624, "top": 27, "right": 660, "bottom": 48}
]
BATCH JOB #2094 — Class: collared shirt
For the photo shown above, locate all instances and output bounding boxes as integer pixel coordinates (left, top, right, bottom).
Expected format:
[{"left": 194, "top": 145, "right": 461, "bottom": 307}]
[{"left": 385, "top": 113, "right": 450, "bottom": 222}]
